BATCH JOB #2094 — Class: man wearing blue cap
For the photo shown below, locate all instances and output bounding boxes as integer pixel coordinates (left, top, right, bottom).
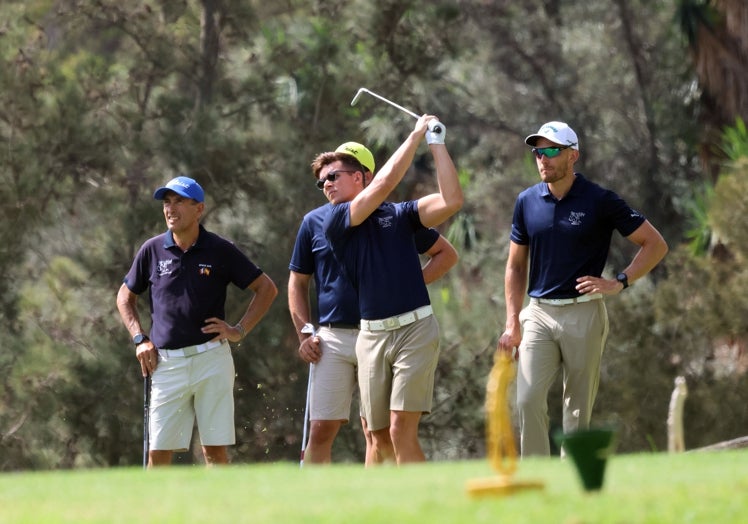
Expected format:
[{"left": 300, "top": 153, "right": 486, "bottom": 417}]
[
  {"left": 497, "top": 121, "right": 668, "bottom": 456},
  {"left": 116, "top": 176, "right": 277, "bottom": 466}
]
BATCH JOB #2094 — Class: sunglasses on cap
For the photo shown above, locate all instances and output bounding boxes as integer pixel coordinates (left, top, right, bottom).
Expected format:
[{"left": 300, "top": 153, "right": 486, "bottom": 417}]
[
  {"left": 531, "top": 146, "right": 571, "bottom": 159},
  {"left": 316, "top": 170, "right": 358, "bottom": 190}
]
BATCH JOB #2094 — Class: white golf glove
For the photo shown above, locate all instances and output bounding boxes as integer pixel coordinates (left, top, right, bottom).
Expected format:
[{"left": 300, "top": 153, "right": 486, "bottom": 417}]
[{"left": 426, "top": 121, "right": 446, "bottom": 145}]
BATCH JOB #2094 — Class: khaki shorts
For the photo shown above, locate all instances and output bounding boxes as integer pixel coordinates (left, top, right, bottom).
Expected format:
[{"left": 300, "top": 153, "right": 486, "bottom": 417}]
[
  {"left": 356, "top": 315, "right": 440, "bottom": 431},
  {"left": 310, "top": 326, "right": 359, "bottom": 422},
  {"left": 150, "top": 341, "right": 235, "bottom": 451}
]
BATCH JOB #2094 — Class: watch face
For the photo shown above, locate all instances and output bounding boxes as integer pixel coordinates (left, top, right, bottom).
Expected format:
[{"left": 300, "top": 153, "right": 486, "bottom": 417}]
[{"left": 133, "top": 334, "right": 148, "bottom": 345}]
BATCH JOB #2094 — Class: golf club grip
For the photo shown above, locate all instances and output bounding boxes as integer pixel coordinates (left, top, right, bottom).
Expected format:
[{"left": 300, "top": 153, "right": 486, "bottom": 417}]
[{"left": 428, "top": 121, "right": 443, "bottom": 134}]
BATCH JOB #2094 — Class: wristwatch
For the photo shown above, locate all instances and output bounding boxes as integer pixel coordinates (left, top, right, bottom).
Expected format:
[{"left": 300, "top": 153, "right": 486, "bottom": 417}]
[
  {"left": 616, "top": 272, "right": 629, "bottom": 290},
  {"left": 132, "top": 333, "right": 149, "bottom": 345}
]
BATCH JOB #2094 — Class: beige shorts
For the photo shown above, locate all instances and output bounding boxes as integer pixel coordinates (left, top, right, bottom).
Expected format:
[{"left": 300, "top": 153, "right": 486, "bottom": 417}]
[
  {"left": 356, "top": 315, "right": 440, "bottom": 431},
  {"left": 150, "top": 341, "right": 235, "bottom": 451},
  {"left": 310, "top": 326, "right": 359, "bottom": 422}
]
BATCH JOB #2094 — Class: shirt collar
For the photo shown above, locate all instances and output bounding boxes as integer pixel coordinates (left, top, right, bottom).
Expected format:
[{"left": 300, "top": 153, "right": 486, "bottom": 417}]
[{"left": 163, "top": 224, "right": 206, "bottom": 249}]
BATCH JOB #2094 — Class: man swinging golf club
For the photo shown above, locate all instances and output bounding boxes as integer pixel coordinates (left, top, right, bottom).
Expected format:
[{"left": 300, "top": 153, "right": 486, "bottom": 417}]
[
  {"left": 289, "top": 140, "right": 458, "bottom": 465},
  {"left": 323, "top": 114, "right": 463, "bottom": 464}
]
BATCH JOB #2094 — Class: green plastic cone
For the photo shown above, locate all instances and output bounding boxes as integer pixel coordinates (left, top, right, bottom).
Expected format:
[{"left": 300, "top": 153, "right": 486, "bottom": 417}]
[{"left": 554, "top": 428, "right": 616, "bottom": 491}]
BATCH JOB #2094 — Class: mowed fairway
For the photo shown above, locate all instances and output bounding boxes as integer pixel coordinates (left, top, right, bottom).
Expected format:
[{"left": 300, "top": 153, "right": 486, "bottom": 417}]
[{"left": 1, "top": 450, "right": 747, "bottom": 523}]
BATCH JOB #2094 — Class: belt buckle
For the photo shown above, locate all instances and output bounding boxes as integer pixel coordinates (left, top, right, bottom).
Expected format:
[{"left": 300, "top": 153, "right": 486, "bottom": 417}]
[
  {"left": 383, "top": 317, "right": 399, "bottom": 330},
  {"left": 182, "top": 346, "right": 198, "bottom": 357}
]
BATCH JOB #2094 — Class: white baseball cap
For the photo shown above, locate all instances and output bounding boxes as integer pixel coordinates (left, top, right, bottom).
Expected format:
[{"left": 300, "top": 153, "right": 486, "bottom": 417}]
[{"left": 525, "top": 121, "right": 579, "bottom": 151}]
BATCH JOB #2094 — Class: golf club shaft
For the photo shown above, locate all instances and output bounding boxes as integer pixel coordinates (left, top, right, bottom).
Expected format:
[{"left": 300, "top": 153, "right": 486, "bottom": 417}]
[
  {"left": 351, "top": 88, "right": 442, "bottom": 134},
  {"left": 299, "top": 324, "right": 317, "bottom": 467},
  {"left": 143, "top": 374, "right": 151, "bottom": 469},
  {"left": 357, "top": 88, "right": 420, "bottom": 120},
  {"left": 300, "top": 363, "right": 312, "bottom": 466}
]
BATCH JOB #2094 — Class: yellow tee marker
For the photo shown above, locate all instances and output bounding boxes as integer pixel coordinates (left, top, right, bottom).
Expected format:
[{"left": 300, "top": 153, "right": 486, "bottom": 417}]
[{"left": 466, "top": 351, "right": 544, "bottom": 497}]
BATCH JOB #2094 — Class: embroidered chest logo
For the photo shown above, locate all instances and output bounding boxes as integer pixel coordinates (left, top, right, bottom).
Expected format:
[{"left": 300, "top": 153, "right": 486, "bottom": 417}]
[
  {"left": 377, "top": 216, "right": 393, "bottom": 229},
  {"left": 157, "top": 259, "right": 174, "bottom": 276},
  {"left": 199, "top": 264, "right": 213, "bottom": 276},
  {"left": 568, "top": 211, "right": 586, "bottom": 226}
]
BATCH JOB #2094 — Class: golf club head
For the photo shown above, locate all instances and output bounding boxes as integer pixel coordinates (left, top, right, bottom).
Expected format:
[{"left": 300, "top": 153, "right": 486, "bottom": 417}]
[
  {"left": 350, "top": 88, "right": 367, "bottom": 106},
  {"left": 301, "top": 323, "right": 317, "bottom": 337}
]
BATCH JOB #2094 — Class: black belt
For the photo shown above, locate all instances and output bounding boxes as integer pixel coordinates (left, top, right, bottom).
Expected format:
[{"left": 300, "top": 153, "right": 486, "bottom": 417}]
[{"left": 321, "top": 323, "right": 360, "bottom": 330}]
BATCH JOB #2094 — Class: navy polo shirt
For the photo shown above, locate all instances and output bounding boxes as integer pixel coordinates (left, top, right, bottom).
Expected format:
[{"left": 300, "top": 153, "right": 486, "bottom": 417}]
[
  {"left": 323, "top": 200, "right": 432, "bottom": 320},
  {"left": 290, "top": 204, "right": 439, "bottom": 324},
  {"left": 510, "top": 174, "right": 645, "bottom": 299},
  {"left": 123, "top": 224, "right": 263, "bottom": 349}
]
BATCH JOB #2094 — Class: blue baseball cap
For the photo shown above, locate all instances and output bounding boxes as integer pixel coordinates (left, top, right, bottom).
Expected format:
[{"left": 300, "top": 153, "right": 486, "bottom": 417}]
[{"left": 153, "top": 176, "right": 205, "bottom": 202}]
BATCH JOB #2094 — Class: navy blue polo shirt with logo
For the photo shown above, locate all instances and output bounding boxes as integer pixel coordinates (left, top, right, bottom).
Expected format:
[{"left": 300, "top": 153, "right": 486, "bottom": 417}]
[
  {"left": 289, "top": 203, "right": 439, "bottom": 324},
  {"left": 123, "top": 224, "right": 263, "bottom": 349},
  {"left": 510, "top": 174, "right": 645, "bottom": 299},
  {"left": 323, "top": 200, "right": 432, "bottom": 320}
]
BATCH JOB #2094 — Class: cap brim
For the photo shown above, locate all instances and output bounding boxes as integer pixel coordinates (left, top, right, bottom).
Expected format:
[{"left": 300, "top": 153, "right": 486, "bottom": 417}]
[
  {"left": 153, "top": 187, "right": 169, "bottom": 200},
  {"left": 153, "top": 186, "right": 194, "bottom": 200}
]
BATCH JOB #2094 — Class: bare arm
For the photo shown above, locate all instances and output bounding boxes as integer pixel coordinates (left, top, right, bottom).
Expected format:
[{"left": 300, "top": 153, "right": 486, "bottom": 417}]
[
  {"left": 116, "top": 283, "right": 157, "bottom": 377},
  {"left": 576, "top": 220, "right": 669, "bottom": 295},
  {"left": 204, "top": 272, "right": 278, "bottom": 343},
  {"left": 288, "top": 271, "right": 321, "bottom": 364},
  {"left": 620, "top": 220, "right": 669, "bottom": 282},
  {"left": 497, "top": 241, "right": 529, "bottom": 356},
  {"left": 234, "top": 273, "right": 278, "bottom": 336},
  {"left": 417, "top": 143, "right": 464, "bottom": 228},
  {"left": 421, "top": 234, "right": 458, "bottom": 284},
  {"left": 116, "top": 283, "right": 146, "bottom": 339},
  {"left": 288, "top": 271, "right": 313, "bottom": 340},
  {"left": 348, "top": 115, "right": 435, "bottom": 226}
]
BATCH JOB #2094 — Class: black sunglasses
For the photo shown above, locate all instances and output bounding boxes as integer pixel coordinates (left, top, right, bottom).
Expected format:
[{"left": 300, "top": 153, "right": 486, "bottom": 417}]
[
  {"left": 531, "top": 146, "right": 572, "bottom": 159},
  {"left": 316, "top": 170, "right": 358, "bottom": 190}
]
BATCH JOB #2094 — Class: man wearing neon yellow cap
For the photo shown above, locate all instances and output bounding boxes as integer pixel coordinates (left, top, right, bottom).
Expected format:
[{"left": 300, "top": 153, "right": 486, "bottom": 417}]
[
  {"left": 320, "top": 115, "right": 463, "bottom": 464},
  {"left": 289, "top": 137, "right": 458, "bottom": 465}
]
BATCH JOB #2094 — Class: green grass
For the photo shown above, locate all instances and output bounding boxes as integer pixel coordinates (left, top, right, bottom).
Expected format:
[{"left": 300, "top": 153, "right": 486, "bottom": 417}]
[{"left": 1, "top": 451, "right": 747, "bottom": 523}]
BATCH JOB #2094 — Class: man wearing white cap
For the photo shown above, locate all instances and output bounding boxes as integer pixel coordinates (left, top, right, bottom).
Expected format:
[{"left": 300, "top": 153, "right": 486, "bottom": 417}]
[
  {"left": 117, "top": 176, "right": 278, "bottom": 466},
  {"left": 497, "top": 122, "right": 668, "bottom": 456}
]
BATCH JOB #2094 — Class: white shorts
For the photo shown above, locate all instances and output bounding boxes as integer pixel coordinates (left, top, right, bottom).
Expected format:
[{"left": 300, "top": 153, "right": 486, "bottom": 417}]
[
  {"left": 149, "top": 341, "right": 235, "bottom": 451},
  {"left": 309, "top": 326, "right": 359, "bottom": 422}
]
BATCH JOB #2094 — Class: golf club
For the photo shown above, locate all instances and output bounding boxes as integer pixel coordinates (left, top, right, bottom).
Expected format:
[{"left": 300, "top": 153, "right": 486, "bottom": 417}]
[
  {"left": 143, "top": 374, "right": 151, "bottom": 469},
  {"left": 299, "top": 323, "right": 317, "bottom": 467},
  {"left": 350, "top": 87, "right": 442, "bottom": 134}
]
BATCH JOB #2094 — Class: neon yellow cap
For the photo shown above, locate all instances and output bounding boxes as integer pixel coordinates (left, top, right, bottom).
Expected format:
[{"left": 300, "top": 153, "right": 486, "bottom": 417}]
[{"left": 335, "top": 142, "right": 375, "bottom": 173}]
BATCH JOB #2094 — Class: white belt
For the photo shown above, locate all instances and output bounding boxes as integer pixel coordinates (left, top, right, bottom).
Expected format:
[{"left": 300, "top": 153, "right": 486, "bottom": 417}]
[
  {"left": 159, "top": 339, "right": 226, "bottom": 358},
  {"left": 532, "top": 293, "right": 603, "bottom": 306},
  {"left": 360, "top": 305, "right": 433, "bottom": 332}
]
